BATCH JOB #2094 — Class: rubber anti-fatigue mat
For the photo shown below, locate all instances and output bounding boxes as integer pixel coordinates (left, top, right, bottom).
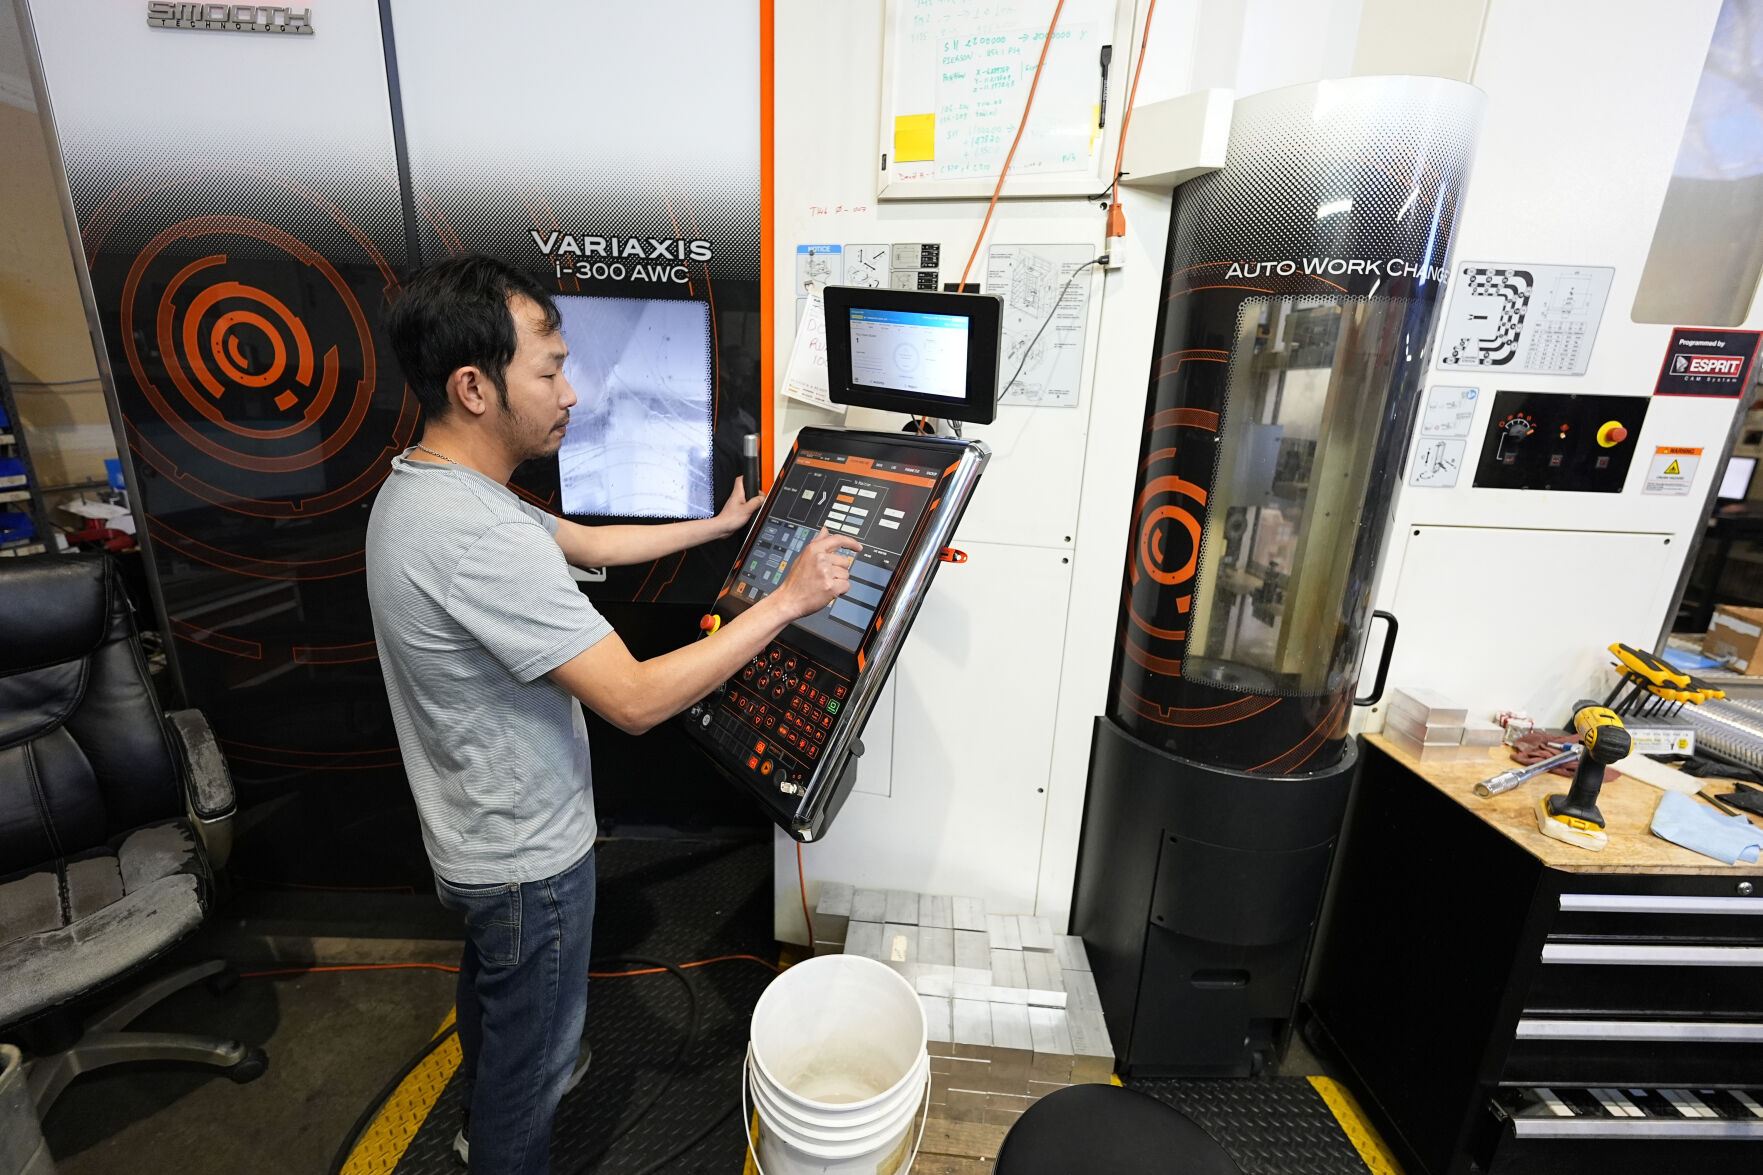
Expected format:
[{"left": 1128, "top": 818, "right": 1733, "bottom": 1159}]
[
  {"left": 1126, "top": 1077, "right": 1377, "bottom": 1175},
  {"left": 382, "top": 836, "right": 777, "bottom": 1175}
]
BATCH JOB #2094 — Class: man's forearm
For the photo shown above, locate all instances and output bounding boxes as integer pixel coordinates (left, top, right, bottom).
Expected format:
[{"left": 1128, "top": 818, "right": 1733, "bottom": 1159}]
[
  {"left": 622, "top": 595, "right": 793, "bottom": 730},
  {"left": 561, "top": 517, "right": 729, "bottom": 568},
  {"left": 548, "top": 527, "right": 852, "bottom": 735}
]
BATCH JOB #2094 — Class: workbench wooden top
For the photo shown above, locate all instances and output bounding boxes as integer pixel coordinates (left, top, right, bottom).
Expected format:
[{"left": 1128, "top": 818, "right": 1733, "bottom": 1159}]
[{"left": 1364, "top": 733, "right": 1763, "bottom": 875}]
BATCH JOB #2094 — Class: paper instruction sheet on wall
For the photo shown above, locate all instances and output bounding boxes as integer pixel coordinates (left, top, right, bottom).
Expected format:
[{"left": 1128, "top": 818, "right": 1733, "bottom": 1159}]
[
  {"left": 1408, "top": 438, "right": 1466, "bottom": 488},
  {"left": 1409, "top": 385, "right": 1476, "bottom": 488},
  {"left": 782, "top": 285, "right": 844, "bottom": 414},
  {"left": 986, "top": 243, "right": 1094, "bottom": 407},
  {"left": 1418, "top": 385, "right": 1478, "bottom": 438},
  {"left": 1436, "top": 263, "right": 1614, "bottom": 376},
  {"left": 844, "top": 244, "right": 891, "bottom": 288},
  {"left": 795, "top": 244, "right": 842, "bottom": 295}
]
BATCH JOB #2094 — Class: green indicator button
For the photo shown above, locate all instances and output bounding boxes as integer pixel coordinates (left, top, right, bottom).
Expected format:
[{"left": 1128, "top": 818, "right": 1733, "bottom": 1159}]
[{"left": 826, "top": 699, "right": 840, "bottom": 714}]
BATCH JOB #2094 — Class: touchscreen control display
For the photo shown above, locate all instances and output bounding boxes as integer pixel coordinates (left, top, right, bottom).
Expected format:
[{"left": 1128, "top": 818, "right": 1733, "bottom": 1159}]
[
  {"left": 684, "top": 428, "right": 989, "bottom": 842},
  {"left": 727, "top": 449, "right": 939, "bottom": 652},
  {"left": 847, "top": 308, "right": 970, "bottom": 401}
]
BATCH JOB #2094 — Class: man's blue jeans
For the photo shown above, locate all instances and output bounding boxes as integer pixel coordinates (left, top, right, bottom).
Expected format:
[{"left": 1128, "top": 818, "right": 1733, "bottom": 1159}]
[{"left": 435, "top": 846, "right": 596, "bottom": 1175}]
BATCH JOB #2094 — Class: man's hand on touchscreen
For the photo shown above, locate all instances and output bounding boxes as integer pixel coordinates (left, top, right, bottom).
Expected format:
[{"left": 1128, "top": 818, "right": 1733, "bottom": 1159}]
[{"left": 772, "top": 529, "right": 862, "bottom": 621}]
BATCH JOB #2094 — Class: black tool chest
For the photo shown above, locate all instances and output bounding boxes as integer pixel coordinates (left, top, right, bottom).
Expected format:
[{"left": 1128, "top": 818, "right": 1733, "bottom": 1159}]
[{"left": 1305, "top": 738, "right": 1763, "bottom": 1175}]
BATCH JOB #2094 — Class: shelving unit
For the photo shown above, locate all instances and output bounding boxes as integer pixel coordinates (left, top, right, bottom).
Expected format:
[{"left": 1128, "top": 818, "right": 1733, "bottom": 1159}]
[{"left": 0, "top": 363, "right": 58, "bottom": 558}]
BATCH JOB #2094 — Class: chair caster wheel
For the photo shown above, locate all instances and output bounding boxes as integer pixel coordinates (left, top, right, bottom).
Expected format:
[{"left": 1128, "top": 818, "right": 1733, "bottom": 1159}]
[
  {"left": 206, "top": 967, "right": 240, "bottom": 996},
  {"left": 227, "top": 1047, "right": 268, "bottom": 1083}
]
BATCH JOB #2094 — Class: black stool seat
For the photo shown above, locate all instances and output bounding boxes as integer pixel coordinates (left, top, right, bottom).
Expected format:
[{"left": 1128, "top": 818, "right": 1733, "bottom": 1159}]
[{"left": 994, "top": 1083, "right": 1242, "bottom": 1174}]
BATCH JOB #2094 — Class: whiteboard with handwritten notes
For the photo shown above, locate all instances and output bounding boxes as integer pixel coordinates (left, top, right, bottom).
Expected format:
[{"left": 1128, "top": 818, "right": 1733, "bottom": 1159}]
[{"left": 878, "top": 0, "right": 1131, "bottom": 201}]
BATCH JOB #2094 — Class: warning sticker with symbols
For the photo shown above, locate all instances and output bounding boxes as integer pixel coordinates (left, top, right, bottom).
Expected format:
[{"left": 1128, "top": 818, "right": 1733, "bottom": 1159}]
[{"left": 1642, "top": 446, "right": 1703, "bottom": 496}]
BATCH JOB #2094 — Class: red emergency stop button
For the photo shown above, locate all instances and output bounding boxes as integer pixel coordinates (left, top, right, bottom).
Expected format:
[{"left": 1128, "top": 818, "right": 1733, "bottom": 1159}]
[
  {"left": 699, "top": 613, "right": 721, "bottom": 634},
  {"left": 1596, "top": 421, "right": 1628, "bottom": 448}
]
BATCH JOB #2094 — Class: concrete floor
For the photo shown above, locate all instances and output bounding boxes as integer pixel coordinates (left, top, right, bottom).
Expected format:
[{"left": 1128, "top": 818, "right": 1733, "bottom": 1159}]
[
  {"left": 39, "top": 972, "right": 1330, "bottom": 1175},
  {"left": 42, "top": 959, "right": 458, "bottom": 1175},
  {"left": 1279, "top": 1028, "right": 1329, "bottom": 1080},
  {"left": 29, "top": 898, "right": 1331, "bottom": 1175}
]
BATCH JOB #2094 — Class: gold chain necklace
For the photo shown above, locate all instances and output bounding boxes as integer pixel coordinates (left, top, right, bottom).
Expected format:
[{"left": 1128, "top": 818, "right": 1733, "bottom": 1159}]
[{"left": 413, "top": 442, "right": 458, "bottom": 465}]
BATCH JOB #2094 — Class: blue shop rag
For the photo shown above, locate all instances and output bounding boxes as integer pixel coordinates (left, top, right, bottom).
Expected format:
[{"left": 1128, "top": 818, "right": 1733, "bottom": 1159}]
[{"left": 1651, "top": 791, "right": 1763, "bottom": 865}]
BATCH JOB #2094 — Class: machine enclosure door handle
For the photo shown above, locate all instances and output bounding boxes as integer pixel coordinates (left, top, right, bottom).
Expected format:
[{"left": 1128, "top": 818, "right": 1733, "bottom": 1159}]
[{"left": 1354, "top": 611, "right": 1399, "bottom": 707}]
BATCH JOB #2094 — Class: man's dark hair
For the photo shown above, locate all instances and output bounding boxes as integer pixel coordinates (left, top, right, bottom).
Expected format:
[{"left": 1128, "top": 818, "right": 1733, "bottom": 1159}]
[{"left": 386, "top": 253, "right": 562, "bottom": 419}]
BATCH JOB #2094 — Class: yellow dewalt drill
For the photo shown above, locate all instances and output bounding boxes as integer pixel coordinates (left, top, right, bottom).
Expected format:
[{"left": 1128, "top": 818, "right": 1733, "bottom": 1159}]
[{"left": 1536, "top": 702, "right": 1631, "bottom": 851}]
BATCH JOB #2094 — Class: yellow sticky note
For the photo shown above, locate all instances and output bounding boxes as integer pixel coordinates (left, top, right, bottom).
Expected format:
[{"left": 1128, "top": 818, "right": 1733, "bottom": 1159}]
[
  {"left": 893, "top": 113, "right": 935, "bottom": 163},
  {"left": 1091, "top": 104, "right": 1101, "bottom": 152}
]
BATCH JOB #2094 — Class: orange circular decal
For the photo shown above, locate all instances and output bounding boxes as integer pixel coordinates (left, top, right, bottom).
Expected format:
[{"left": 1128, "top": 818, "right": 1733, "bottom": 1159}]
[
  {"left": 1139, "top": 503, "right": 1201, "bottom": 586},
  {"left": 121, "top": 216, "right": 377, "bottom": 473}
]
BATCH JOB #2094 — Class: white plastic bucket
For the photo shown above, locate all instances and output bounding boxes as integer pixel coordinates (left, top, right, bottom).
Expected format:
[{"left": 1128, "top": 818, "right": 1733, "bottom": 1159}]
[{"left": 747, "top": 954, "right": 929, "bottom": 1175}]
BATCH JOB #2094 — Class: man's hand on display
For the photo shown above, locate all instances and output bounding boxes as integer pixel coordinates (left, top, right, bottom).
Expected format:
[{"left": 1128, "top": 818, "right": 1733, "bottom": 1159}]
[
  {"left": 772, "top": 529, "right": 860, "bottom": 621},
  {"left": 715, "top": 481, "right": 765, "bottom": 537}
]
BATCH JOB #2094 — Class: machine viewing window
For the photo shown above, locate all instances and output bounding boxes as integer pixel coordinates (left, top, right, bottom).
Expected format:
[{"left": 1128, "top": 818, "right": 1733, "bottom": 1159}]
[
  {"left": 823, "top": 286, "right": 1002, "bottom": 424},
  {"left": 1631, "top": 0, "right": 1763, "bottom": 327},
  {"left": 554, "top": 295, "right": 714, "bottom": 519},
  {"left": 727, "top": 448, "right": 938, "bottom": 652},
  {"left": 1187, "top": 295, "right": 1415, "bottom": 697}
]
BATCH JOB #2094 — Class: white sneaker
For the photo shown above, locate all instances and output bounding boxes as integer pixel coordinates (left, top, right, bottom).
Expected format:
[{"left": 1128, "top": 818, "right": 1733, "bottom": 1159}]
[
  {"left": 563, "top": 1042, "right": 593, "bottom": 1095},
  {"left": 450, "top": 1043, "right": 587, "bottom": 1168}
]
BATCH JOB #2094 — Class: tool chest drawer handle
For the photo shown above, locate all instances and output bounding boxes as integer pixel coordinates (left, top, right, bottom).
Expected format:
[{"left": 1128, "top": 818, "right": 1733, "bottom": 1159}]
[
  {"left": 1541, "top": 943, "right": 1763, "bottom": 966},
  {"left": 1513, "top": 1118, "right": 1763, "bottom": 1139},
  {"left": 1516, "top": 1018, "right": 1763, "bottom": 1042},
  {"left": 1559, "top": 894, "right": 1763, "bottom": 915}
]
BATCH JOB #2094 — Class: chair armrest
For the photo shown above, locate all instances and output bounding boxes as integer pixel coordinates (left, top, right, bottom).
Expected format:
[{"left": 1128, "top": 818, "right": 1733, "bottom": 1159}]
[{"left": 166, "top": 709, "right": 236, "bottom": 822}]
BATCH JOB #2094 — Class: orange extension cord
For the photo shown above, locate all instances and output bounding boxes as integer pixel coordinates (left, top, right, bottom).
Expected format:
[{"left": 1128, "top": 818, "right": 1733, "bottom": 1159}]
[
  {"left": 955, "top": 0, "right": 1068, "bottom": 292},
  {"left": 797, "top": 841, "right": 814, "bottom": 948},
  {"left": 241, "top": 843, "right": 823, "bottom": 980},
  {"left": 1105, "top": 0, "right": 1156, "bottom": 239},
  {"left": 238, "top": 955, "right": 782, "bottom": 981}
]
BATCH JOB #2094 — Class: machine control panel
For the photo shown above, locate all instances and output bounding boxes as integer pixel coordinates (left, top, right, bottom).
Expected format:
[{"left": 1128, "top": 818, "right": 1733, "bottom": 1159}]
[
  {"left": 1473, "top": 390, "right": 1650, "bottom": 493},
  {"left": 686, "top": 640, "right": 851, "bottom": 797},
  {"left": 682, "top": 428, "right": 989, "bottom": 841}
]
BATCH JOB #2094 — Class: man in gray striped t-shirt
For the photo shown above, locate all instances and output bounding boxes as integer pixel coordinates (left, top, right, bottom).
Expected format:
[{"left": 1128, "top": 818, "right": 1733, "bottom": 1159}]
[{"left": 368, "top": 255, "right": 856, "bottom": 1174}]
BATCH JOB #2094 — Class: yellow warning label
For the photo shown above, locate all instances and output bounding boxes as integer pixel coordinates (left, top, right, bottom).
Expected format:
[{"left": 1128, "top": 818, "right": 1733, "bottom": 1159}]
[{"left": 1664, "top": 460, "right": 1682, "bottom": 475}]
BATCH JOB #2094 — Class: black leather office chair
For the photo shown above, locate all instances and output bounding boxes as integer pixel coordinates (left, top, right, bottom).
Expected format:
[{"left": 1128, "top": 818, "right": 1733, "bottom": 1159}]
[
  {"left": 993, "top": 1084, "right": 1242, "bottom": 1174},
  {"left": 0, "top": 553, "right": 265, "bottom": 1115}
]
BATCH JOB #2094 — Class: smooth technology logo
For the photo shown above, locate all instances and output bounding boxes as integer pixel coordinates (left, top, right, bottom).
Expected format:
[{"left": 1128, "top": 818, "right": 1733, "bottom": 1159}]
[{"left": 146, "top": 4, "right": 313, "bottom": 34}]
